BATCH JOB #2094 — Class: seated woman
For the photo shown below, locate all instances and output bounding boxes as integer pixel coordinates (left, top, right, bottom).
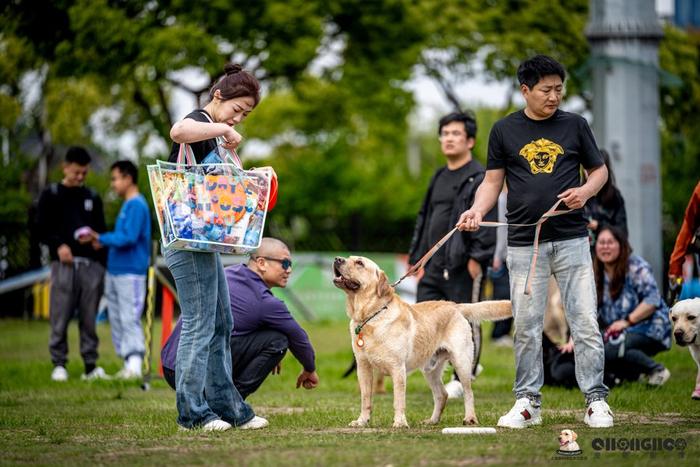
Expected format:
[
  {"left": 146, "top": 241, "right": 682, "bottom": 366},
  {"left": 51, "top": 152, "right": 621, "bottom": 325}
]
[{"left": 593, "top": 226, "right": 672, "bottom": 386}]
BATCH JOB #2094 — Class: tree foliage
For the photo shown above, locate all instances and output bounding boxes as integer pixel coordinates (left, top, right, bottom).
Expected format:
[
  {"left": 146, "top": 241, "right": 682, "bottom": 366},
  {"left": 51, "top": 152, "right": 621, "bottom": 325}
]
[
  {"left": 1, "top": 1, "right": 698, "bottom": 270},
  {"left": 658, "top": 25, "right": 700, "bottom": 256}
]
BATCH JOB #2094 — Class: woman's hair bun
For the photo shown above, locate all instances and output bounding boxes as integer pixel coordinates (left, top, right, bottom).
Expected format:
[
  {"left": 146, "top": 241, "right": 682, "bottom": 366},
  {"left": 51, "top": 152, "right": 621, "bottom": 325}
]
[{"left": 224, "top": 63, "right": 243, "bottom": 76}]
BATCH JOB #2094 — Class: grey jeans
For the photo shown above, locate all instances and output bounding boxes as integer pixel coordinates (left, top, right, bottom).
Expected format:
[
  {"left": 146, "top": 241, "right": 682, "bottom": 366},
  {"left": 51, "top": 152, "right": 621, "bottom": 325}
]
[
  {"left": 507, "top": 236, "right": 608, "bottom": 406},
  {"left": 49, "top": 259, "right": 105, "bottom": 367}
]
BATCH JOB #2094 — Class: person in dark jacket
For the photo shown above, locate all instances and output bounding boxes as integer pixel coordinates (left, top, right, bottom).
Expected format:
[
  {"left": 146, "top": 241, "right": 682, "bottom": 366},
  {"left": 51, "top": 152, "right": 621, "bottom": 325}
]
[
  {"left": 584, "top": 149, "right": 628, "bottom": 240},
  {"left": 408, "top": 112, "right": 497, "bottom": 398},
  {"left": 36, "top": 146, "right": 109, "bottom": 382},
  {"left": 162, "top": 238, "right": 319, "bottom": 398}
]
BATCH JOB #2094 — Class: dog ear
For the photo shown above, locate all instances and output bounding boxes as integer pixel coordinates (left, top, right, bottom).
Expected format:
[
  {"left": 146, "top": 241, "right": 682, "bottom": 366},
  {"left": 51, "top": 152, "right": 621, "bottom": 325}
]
[
  {"left": 571, "top": 431, "right": 577, "bottom": 441},
  {"left": 375, "top": 270, "right": 392, "bottom": 298}
]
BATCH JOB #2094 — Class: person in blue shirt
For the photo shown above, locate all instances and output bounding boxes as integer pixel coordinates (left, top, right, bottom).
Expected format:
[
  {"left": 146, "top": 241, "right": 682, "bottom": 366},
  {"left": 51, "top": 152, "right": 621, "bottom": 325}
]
[
  {"left": 81, "top": 160, "right": 151, "bottom": 379},
  {"left": 161, "top": 237, "right": 319, "bottom": 398},
  {"left": 593, "top": 225, "right": 672, "bottom": 386}
]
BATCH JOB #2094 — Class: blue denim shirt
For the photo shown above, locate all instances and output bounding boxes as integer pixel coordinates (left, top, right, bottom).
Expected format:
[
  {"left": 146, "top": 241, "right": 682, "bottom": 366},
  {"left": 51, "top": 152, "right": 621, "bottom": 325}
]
[{"left": 598, "top": 255, "right": 672, "bottom": 349}]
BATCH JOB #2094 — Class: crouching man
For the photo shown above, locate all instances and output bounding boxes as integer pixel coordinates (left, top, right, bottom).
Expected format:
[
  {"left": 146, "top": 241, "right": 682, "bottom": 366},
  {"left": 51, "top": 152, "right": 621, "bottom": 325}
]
[{"left": 161, "top": 238, "right": 319, "bottom": 397}]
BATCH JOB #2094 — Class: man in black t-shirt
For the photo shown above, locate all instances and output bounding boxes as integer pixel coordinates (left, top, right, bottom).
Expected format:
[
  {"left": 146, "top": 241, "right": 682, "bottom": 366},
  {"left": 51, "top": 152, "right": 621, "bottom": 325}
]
[
  {"left": 457, "top": 55, "right": 614, "bottom": 429},
  {"left": 408, "top": 112, "right": 496, "bottom": 398},
  {"left": 36, "top": 147, "right": 109, "bottom": 382}
]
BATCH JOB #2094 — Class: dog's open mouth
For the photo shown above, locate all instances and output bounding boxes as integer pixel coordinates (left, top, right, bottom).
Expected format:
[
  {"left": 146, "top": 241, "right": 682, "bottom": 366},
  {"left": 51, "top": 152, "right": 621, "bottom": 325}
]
[{"left": 333, "top": 264, "right": 360, "bottom": 291}]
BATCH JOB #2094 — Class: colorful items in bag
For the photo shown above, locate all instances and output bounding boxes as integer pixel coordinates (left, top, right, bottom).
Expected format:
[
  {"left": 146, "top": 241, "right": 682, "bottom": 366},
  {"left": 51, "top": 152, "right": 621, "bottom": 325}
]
[{"left": 148, "top": 159, "right": 273, "bottom": 254}]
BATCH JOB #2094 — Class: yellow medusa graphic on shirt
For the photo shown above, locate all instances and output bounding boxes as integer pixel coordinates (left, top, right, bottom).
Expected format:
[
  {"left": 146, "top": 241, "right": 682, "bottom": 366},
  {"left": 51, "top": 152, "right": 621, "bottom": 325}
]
[{"left": 519, "top": 138, "right": 565, "bottom": 174}]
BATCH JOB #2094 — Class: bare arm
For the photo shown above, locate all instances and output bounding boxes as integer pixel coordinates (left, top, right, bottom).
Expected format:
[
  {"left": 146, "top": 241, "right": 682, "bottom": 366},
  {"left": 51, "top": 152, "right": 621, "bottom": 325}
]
[
  {"left": 170, "top": 118, "right": 242, "bottom": 147},
  {"left": 558, "top": 164, "right": 608, "bottom": 209},
  {"left": 457, "top": 169, "right": 505, "bottom": 231},
  {"left": 606, "top": 302, "right": 656, "bottom": 334}
]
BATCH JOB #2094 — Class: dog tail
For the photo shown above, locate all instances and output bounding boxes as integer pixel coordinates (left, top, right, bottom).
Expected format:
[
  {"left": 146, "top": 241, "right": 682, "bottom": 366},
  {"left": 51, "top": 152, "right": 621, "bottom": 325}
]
[{"left": 458, "top": 300, "right": 512, "bottom": 323}]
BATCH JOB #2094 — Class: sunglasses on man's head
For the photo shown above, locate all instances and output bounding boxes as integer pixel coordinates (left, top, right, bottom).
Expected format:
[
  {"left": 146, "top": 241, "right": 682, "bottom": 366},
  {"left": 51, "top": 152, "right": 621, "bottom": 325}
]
[{"left": 256, "top": 256, "right": 292, "bottom": 270}]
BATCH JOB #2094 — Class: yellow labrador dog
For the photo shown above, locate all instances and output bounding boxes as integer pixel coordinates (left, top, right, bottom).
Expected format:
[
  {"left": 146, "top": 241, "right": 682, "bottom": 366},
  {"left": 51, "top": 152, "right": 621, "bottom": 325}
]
[
  {"left": 670, "top": 298, "right": 700, "bottom": 399},
  {"left": 333, "top": 255, "right": 512, "bottom": 428}
]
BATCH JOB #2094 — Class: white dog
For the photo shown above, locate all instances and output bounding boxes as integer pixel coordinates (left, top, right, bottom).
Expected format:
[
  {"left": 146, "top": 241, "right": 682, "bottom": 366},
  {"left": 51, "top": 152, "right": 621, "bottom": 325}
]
[
  {"left": 558, "top": 429, "right": 581, "bottom": 452},
  {"left": 670, "top": 298, "right": 700, "bottom": 400}
]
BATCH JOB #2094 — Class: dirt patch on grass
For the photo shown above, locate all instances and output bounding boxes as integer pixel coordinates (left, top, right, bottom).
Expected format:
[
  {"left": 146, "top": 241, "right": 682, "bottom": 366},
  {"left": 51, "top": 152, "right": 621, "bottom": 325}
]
[
  {"left": 548, "top": 409, "right": 696, "bottom": 425},
  {"left": 255, "top": 406, "right": 306, "bottom": 415}
]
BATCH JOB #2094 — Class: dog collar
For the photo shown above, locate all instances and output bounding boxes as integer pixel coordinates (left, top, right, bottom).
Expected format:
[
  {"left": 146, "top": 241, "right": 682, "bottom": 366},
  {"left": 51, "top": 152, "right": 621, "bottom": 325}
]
[{"left": 354, "top": 303, "right": 389, "bottom": 347}]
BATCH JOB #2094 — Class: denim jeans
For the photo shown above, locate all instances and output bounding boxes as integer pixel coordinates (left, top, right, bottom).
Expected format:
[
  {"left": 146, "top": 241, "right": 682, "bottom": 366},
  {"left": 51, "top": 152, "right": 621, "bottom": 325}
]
[
  {"left": 506, "top": 236, "right": 608, "bottom": 406},
  {"left": 162, "top": 330, "right": 289, "bottom": 400},
  {"left": 163, "top": 247, "right": 254, "bottom": 428},
  {"left": 104, "top": 272, "right": 146, "bottom": 359}
]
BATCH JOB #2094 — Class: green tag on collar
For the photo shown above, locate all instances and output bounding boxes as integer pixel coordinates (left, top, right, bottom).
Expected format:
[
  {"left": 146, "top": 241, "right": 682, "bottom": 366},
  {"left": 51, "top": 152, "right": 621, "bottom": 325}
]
[{"left": 354, "top": 325, "right": 362, "bottom": 335}]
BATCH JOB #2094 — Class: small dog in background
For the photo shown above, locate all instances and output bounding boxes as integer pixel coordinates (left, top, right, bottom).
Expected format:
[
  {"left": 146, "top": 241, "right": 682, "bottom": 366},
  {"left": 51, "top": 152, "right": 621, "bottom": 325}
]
[{"left": 669, "top": 298, "right": 700, "bottom": 400}]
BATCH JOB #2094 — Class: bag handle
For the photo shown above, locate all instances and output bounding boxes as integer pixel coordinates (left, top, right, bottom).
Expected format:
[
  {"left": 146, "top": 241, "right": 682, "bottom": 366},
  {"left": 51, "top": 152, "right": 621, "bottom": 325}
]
[
  {"left": 176, "top": 143, "right": 195, "bottom": 166},
  {"left": 195, "top": 109, "right": 244, "bottom": 168},
  {"left": 215, "top": 137, "right": 244, "bottom": 168}
]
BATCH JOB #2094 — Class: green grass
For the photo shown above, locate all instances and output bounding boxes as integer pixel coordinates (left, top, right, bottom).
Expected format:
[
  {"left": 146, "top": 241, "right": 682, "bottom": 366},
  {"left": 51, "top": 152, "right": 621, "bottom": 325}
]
[{"left": 0, "top": 318, "right": 698, "bottom": 466}]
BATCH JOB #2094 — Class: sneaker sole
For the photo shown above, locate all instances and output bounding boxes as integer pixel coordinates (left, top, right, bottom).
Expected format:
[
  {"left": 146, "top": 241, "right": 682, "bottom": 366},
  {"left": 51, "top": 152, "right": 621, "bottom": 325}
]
[
  {"left": 497, "top": 416, "right": 542, "bottom": 429},
  {"left": 583, "top": 417, "right": 614, "bottom": 428}
]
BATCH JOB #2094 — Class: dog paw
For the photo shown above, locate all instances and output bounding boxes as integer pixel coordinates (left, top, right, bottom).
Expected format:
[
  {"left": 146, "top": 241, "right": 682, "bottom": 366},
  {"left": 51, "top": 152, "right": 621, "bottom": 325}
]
[
  {"left": 462, "top": 416, "right": 478, "bottom": 426},
  {"left": 392, "top": 420, "right": 409, "bottom": 428},
  {"left": 349, "top": 419, "right": 369, "bottom": 428},
  {"left": 421, "top": 418, "right": 440, "bottom": 425},
  {"left": 692, "top": 389, "right": 700, "bottom": 400}
]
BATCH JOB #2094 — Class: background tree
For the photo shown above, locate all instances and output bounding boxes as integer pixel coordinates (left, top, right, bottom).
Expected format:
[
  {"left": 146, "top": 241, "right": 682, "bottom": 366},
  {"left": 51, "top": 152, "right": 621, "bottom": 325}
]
[{"left": 1, "top": 0, "right": 698, "bottom": 276}]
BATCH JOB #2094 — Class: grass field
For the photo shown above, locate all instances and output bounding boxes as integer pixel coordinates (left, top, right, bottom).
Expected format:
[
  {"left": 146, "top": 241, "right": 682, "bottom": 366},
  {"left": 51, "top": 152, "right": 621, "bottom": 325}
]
[{"left": 0, "top": 318, "right": 698, "bottom": 466}]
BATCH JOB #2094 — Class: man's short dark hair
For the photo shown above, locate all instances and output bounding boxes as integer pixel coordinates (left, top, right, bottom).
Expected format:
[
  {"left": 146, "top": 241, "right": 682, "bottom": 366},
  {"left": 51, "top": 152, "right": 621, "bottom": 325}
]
[
  {"left": 438, "top": 112, "right": 477, "bottom": 139},
  {"left": 110, "top": 160, "right": 138, "bottom": 184},
  {"left": 517, "top": 55, "right": 566, "bottom": 89},
  {"left": 65, "top": 146, "right": 91, "bottom": 166}
]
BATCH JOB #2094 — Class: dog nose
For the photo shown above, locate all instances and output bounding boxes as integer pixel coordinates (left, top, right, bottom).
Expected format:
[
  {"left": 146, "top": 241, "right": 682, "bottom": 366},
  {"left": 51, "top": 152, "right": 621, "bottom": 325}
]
[
  {"left": 674, "top": 330, "right": 684, "bottom": 338},
  {"left": 334, "top": 257, "right": 345, "bottom": 265}
]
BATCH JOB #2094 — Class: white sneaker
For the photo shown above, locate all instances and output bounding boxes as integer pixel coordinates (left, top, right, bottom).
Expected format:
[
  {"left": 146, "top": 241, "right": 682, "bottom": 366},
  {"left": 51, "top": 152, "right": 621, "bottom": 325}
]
[
  {"left": 126, "top": 355, "right": 143, "bottom": 376},
  {"left": 583, "top": 400, "right": 614, "bottom": 428},
  {"left": 51, "top": 366, "right": 69, "bottom": 382},
  {"left": 238, "top": 415, "right": 269, "bottom": 430},
  {"left": 114, "top": 367, "right": 141, "bottom": 380},
  {"left": 647, "top": 368, "right": 671, "bottom": 386},
  {"left": 473, "top": 363, "right": 484, "bottom": 380},
  {"left": 444, "top": 379, "right": 464, "bottom": 399},
  {"left": 497, "top": 398, "right": 542, "bottom": 429},
  {"left": 81, "top": 366, "right": 111, "bottom": 381},
  {"left": 202, "top": 419, "right": 232, "bottom": 432}
]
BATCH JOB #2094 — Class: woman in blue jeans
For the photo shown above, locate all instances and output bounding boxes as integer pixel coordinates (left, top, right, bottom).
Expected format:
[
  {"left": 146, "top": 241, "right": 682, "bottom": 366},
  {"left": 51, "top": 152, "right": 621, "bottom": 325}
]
[
  {"left": 593, "top": 226, "right": 672, "bottom": 386},
  {"left": 165, "top": 63, "right": 267, "bottom": 431}
]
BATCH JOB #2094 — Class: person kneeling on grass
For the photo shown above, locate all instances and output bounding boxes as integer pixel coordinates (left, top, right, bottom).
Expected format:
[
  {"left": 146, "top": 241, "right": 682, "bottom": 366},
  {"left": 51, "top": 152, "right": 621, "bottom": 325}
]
[
  {"left": 593, "top": 226, "right": 672, "bottom": 386},
  {"left": 161, "top": 238, "right": 320, "bottom": 401}
]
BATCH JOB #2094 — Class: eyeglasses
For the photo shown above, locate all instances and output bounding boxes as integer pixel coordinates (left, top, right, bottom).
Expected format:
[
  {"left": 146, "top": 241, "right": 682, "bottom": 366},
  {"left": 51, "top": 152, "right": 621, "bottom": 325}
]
[{"left": 254, "top": 256, "right": 292, "bottom": 270}]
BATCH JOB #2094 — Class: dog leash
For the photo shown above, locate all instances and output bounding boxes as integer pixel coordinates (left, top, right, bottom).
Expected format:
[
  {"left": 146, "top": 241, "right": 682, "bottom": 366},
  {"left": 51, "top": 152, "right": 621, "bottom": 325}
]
[{"left": 392, "top": 199, "right": 572, "bottom": 295}]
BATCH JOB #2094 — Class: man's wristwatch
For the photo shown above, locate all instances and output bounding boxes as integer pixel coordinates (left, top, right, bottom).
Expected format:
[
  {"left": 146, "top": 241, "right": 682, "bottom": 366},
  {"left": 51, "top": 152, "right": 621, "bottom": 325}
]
[{"left": 624, "top": 316, "right": 635, "bottom": 326}]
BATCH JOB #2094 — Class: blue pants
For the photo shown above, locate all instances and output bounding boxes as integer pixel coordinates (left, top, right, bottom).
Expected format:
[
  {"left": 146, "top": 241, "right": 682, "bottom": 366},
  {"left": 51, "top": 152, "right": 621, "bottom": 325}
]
[{"left": 164, "top": 248, "right": 254, "bottom": 428}]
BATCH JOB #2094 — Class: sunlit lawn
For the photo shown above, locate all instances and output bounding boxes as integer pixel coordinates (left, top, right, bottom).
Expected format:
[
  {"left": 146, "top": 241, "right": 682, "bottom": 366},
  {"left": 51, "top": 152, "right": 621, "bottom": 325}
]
[{"left": 0, "top": 318, "right": 698, "bottom": 466}]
